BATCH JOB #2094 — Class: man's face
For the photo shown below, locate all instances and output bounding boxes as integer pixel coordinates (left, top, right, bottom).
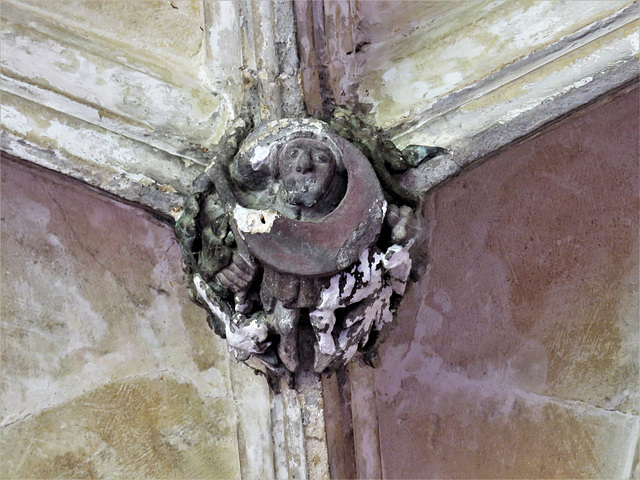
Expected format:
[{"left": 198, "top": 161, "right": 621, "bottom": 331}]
[{"left": 277, "top": 138, "right": 337, "bottom": 207}]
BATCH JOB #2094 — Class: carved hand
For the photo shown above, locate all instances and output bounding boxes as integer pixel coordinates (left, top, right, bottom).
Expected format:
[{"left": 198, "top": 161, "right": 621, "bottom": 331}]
[{"left": 215, "top": 253, "right": 257, "bottom": 293}]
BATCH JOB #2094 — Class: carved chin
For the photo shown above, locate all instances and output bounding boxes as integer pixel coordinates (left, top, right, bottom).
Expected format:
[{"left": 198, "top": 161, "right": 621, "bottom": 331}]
[
  {"left": 287, "top": 190, "right": 322, "bottom": 207},
  {"left": 285, "top": 184, "right": 326, "bottom": 207}
]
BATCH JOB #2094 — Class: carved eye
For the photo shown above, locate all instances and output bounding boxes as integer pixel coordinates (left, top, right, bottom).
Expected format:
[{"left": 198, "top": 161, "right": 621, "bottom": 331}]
[
  {"left": 287, "top": 148, "right": 300, "bottom": 158},
  {"left": 316, "top": 153, "right": 329, "bottom": 163}
]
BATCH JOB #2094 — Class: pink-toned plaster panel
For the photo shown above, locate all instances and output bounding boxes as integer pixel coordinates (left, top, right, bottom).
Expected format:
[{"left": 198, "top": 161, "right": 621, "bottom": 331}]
[
  {"left": 0, "top": 158, "right": 273, "bottom": 479},
  {"left": 374, "top": 84, "right": 639, "bottom": 478}
]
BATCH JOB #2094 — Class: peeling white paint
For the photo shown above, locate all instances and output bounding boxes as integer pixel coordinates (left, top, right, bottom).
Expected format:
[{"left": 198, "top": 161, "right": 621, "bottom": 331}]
[
  {"left": 382, "top": 67, "right": 399, "bottom": 82},
  {"left": 194, "top": 274, "right": 269, "bottom": 356},
  {"left": 347, "top": 0, "right": 638, "bottom": 163},
  {"left": 1, "top": 105, "right": 32, "bottom": 135},
  {"left": 249, "top": 144, "right": 273, "bottom": 169},
  {"left": 441, "top": 37, "right": 487, "bottom": 61},
  {"left": 395, "top": 17, "right": 640, "bottom": 170},
  {"left": 309, "top": 243, "right": 413, "bottom": 365},
  {"left": 194, "top": 274, "right": 230, "bottom": 325},
  {"left": 1, "top": 32, "right": 214, "bottom": 134}
]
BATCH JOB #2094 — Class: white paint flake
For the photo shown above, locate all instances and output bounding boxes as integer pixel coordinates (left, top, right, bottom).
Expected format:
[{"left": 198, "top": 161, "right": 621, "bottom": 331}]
[
  {"left": 233, "top": 205, "right": 279, "bottom": 234},
  {"left": 194, "top": 274, "right": 269, "bottom": 355}
]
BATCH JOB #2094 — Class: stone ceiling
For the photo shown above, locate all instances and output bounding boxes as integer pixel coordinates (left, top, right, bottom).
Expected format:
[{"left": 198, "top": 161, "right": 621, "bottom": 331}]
[{"left": 1, "top": 0, "right": 638, "bottom": 215}]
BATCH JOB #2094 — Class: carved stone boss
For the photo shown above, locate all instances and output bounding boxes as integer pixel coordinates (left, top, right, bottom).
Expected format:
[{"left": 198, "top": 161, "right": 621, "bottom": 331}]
[{"left": 176, "top": 113, "right": 438, "bottom": 379}]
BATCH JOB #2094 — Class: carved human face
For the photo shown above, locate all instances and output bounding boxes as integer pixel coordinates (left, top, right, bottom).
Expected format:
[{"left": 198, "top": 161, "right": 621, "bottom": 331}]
[{"left": 277, "top": 138, "right": 337, "bottom": 207}]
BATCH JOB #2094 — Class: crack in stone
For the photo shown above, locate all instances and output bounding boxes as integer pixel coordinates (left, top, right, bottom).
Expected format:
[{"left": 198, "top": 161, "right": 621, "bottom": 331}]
[{"left": 0, "top": 412, "right": 32, "bottom": 429}]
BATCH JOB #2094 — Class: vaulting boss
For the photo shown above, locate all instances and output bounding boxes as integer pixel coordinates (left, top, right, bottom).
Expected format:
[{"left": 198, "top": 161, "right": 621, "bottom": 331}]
[{"left": 175, "top": 111, "right": 441, "bottom": 382}]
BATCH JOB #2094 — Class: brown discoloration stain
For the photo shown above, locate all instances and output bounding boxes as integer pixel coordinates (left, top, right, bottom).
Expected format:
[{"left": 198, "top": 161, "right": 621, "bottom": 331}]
[{"left": 0, "top": 375, "right": 241, "bottom": 479}]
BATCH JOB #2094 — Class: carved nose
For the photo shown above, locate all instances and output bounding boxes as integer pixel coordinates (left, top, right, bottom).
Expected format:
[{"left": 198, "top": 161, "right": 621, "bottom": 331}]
[{"left": 295, "top": 152, "right": 313, "bottom": 173}]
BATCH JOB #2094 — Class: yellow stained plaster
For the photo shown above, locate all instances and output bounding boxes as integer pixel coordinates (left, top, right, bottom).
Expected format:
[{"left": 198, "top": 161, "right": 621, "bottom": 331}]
[
  {"left": 460, "top": 20, "right": 640, "bottom": 113},
  {"left": 351, "top": 0, "right": 635, "bottom": 128}
]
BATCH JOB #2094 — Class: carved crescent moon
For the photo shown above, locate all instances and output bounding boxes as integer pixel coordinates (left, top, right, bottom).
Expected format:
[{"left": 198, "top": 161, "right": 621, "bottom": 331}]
[{"left": 231, "top": 132, "right": 386, "bottom": 276}]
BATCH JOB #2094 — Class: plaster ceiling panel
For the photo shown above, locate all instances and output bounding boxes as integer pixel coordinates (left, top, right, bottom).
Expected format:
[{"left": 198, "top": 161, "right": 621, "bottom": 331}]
[
  {"left": 0, "top": 0, "right": 302, "bottom": 215},
  {"left": 1, "top": 0, "right": 242, "bottom": 160},
  {"left": 351, "top": 0, "right": 637, "bottom": 130},
  {"left": 13, "top": 0, "right": 205, "bottom": 61},
  {"left": 301, "top": 0, "right": 638, "bottom": 187},
  {"left": 353, "top": 0, "right": 466, "bottom": 45},
  {"left": 298, "top": 0, "right": 638, "bottom": 198}
]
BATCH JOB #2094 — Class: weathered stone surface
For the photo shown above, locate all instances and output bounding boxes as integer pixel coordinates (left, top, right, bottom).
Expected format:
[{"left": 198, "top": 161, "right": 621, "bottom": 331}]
[
  {"left": 1, "top": 0, "right": 304, "bottom": 216},
  {"left": 343, "top": 0, "right": 636, "bottom": 129},
  {"left": 371, "top": 83, "right": 639, "bottom": 477},
  {"left": 18, "top": 0, "right": 206, "bottom": 60},
  {"left": 298, "top": 0, "right": 639, "bottom": 192},
  {"left": 0, "top": 157, "right": 274, "bottom": 479},
  {"left": 177, "top": 115, "right": 421, "bottom": 378},
  {"left": 1, "top": 0, "right": 236, "bottom": 159}
]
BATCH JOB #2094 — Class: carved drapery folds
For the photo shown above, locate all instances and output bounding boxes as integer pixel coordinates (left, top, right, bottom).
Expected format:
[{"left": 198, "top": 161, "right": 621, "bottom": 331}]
[{"left": 176, "top": 112, "right": 439, "bottom": 381}]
